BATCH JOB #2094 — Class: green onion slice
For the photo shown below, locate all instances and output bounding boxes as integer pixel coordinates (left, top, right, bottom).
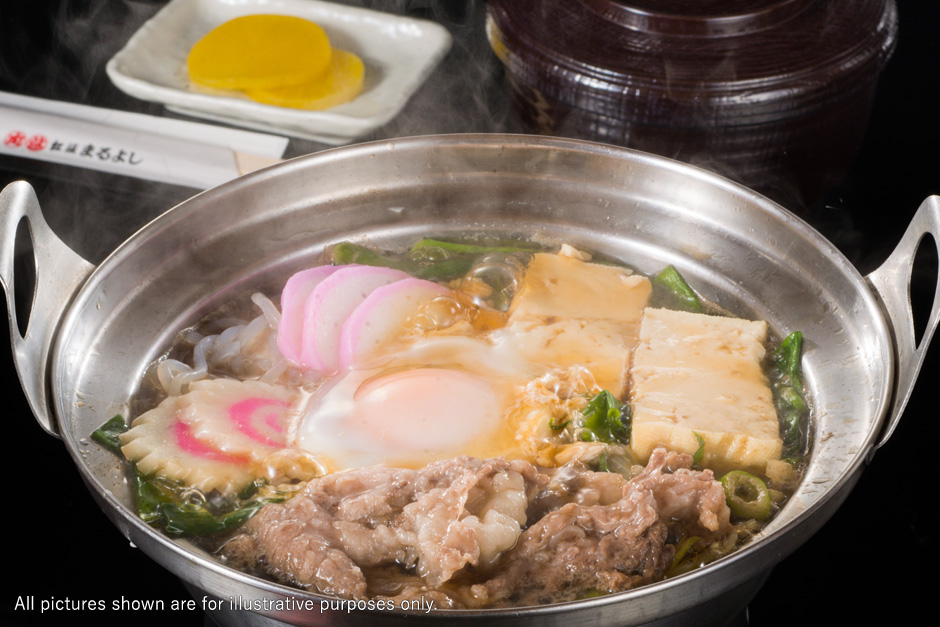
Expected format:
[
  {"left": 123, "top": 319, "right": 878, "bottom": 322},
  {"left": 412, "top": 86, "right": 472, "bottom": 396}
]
[{"left": 720, "top": 470, "right": 772, "bottom": 520}]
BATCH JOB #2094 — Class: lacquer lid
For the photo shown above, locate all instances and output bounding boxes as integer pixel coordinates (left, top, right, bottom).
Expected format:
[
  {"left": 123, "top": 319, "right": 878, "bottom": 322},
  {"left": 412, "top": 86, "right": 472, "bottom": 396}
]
[{"left": 487, "top": 0, "right": 898, "bottom": 126}]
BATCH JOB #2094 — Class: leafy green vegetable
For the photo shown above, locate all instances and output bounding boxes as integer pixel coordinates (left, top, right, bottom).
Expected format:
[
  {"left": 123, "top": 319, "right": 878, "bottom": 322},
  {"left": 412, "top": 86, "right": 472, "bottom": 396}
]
[
  {"left": 330, "top": 240, "right": 526, "bottom": 284},
  {"left": 691, "top": 431, "right": 705, "bottom": 469},
  {"left": 409, "top": 238, "right": 537, "bottom": 256},
  {"left": 778, "top": 387, "right": 808, "bottom": 412},
  {"left": 331, "top": 242, "right": 415, "bottom": 272},
  {"left": 771, "top": 331, "right": 808, "bottom": 458},
  {"left": 670, "top": 535, "right": 703, "bottom": 573},
  {"left": 720, "top": 470, "right": 771, "bottom": 520},
  {"left": 91, "top": 415, "right": 128, "bottom": 453},
  {"left": 412, "top": 257, "right": 478, "bottom": 282},
  {"left": 131, "top": 473, "right": 181, "bottom": 525},
  {"left": 579, "top": 390, "right": 630, "bottom": 444},
  {"left": 92, "top": 416, "right": 283, "bottom": 537},
  {"left": 159, "top": 498, "right": 277, "bottom": 537},
  {"left": 652, "top": 265, "right": 704, "bottom": 313},
  {"left": 131, "top": 471, "right": 283, "bottom": 536},
  {"left": 773, "top": 331, "right": 803, "bottom": 387},
  {"left": 780, "top": 410, "right": 801, "bottom": 445}
]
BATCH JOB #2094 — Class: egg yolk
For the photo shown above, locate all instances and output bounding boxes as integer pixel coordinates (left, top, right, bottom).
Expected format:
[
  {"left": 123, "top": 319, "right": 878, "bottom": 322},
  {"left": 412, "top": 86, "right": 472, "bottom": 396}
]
[
  {"left": 244, "top": 48, "right": 365, "bottom": 110},
  {"left": 187, "top": 15, "right": 332, "bottom": 90}
]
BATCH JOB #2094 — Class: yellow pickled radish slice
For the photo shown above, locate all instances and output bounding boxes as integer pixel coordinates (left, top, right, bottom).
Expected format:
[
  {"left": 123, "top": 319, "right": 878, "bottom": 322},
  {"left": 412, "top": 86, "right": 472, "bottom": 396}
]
[
  {"left": 187, "top": 15, "right": 332, "bottom": 90},
  {"left": 244, "top": 48, "right": 365, "bottom": 110}
]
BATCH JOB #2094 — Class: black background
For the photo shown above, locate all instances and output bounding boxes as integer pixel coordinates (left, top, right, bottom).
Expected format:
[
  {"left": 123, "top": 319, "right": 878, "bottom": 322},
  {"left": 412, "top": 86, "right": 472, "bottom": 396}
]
[{"left": 1, "top": 1, "right": 937, "bottom": 625}]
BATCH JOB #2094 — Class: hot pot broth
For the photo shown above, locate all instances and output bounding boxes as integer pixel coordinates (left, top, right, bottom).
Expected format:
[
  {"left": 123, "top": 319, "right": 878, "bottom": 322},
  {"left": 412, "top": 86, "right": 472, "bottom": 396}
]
[{"left": 100, "top": 236, "right": 808, "bottom": 608}]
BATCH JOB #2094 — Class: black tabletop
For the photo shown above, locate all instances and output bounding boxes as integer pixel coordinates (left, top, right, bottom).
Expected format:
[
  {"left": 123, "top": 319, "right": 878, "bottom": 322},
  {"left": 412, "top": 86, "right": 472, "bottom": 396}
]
[{"left": 1, "top": 1, "right": 937, "bottom": 626}]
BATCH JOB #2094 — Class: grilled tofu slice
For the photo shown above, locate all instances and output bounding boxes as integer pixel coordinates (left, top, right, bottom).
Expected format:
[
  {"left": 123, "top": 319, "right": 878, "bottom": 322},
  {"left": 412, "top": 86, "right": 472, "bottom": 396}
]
[
  {"left": 500, "top": 317, "right": 637, "bottom": 395},
  {"left": 510, "top": 252, "right": 651, "bottom": 325},
  {"left": 508, "top": 251, "right": 652, "bottom": 395},
  {"left": 629, "top": 307, "right": 782, "bottom": 473}
]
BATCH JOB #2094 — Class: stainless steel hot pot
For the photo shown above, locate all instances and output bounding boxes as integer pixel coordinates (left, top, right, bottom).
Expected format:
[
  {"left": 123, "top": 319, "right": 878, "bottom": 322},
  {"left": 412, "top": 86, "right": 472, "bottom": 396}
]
[{"left": 2, "top": 134, "right": 937, "bottom": 626}]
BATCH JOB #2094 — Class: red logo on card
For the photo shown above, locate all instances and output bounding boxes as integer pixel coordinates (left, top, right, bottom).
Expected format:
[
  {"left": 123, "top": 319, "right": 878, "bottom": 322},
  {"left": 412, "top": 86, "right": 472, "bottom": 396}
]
[
  {"left": 26, "top": 134, "right": 48, "bottom": 151},
  {"left": 4, "top": 131, "right": 26, "bottom": 147}
]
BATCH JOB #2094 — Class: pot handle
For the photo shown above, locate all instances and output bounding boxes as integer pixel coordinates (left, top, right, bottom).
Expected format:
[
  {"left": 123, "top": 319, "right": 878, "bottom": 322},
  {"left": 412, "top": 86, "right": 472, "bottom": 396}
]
[
  {"left": 866, "top": 195, "right": 940, "bottom": 452},
  {"left": 0, "top": 181, "right": 94, "bottom": 438}
]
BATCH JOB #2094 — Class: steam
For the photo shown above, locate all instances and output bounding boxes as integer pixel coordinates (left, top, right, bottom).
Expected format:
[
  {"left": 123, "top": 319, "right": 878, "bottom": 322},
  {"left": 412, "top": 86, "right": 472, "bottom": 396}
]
[
  {"left": 1, "top": 1, "right": 191, "bottom": 263},
  {"left": 356, "top": 1, "right": 514, "bottom": 139},
  {"left": 0, "top": 1, "right": 520, "bottom": 262}
]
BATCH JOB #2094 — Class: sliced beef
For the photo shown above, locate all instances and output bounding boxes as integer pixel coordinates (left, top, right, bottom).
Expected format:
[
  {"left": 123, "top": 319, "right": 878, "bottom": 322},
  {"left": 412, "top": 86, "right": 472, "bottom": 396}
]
[
  {"left": 473, "top": 448, "right": 731, "bottom": 607},
  {"left": 224, "top": 456, "right": 544, "bottom": 598},
  {"left": 222, "top": 448, "right": 732, "bottom": 607}
]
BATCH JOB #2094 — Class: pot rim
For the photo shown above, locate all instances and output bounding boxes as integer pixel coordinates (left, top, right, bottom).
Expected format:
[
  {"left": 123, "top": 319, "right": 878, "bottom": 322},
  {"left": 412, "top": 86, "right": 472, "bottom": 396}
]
[{"left": 25, "top": 133, "right": 927, "bottom": 624}]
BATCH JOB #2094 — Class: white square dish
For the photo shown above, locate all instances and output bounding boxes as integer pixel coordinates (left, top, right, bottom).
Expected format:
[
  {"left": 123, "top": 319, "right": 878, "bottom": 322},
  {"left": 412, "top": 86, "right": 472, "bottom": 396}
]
[{"left": 105, "top": 0, "right": 453, "bottom": 144}]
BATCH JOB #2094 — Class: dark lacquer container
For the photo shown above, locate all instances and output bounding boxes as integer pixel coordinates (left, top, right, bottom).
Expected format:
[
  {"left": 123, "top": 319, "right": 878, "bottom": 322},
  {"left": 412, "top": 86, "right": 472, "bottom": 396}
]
[{"left": 486, "top": 0, "right": 898, "bottom": 208}]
